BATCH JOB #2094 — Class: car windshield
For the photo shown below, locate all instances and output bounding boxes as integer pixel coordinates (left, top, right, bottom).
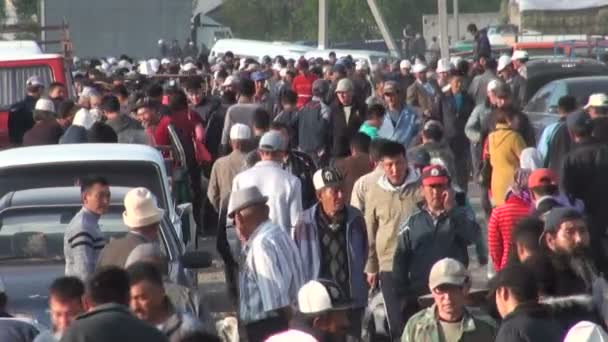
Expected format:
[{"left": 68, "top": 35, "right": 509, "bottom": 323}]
[
  {"left": 0, "top": 206, "right": 168, "bottom": 263},
  {"left": 0, "top": 161, "right": 167, "bottom": 209}
]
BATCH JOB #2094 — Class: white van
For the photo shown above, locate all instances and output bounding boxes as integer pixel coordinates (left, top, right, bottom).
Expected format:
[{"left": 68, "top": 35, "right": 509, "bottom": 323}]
[
  {"left": 304, "top": 48, "right": 390, "bottom": 67},
  {"left": 0, "top": 40, "right": 43, "bottom": 58},
  {"left": 209, "top": 38, "right": 313, "bottom": 63}
]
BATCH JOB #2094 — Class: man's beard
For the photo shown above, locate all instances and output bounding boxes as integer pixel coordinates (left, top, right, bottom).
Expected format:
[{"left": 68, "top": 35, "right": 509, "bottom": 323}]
[{"left": 553, "top": 246, "right": 598, "bottom": 290}]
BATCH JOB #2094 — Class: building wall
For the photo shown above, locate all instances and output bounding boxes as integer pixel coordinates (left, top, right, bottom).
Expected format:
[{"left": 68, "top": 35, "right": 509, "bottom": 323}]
[
  {"left": 43, "top": 0, "right": 191, "bottom": 58},
  {"left": 422, "top": 12, "right": 501, "bottom": 43}
]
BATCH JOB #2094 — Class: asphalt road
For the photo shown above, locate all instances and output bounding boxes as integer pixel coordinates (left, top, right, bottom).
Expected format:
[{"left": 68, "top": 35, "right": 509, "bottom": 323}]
[{"left": 197, "top": 182, "right": 492, "bottom": 321}]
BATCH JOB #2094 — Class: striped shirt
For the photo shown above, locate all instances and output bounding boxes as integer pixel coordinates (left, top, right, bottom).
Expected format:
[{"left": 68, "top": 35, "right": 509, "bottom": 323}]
[
  {"left": 239, "top": 220, "right": 304, "bottom": 323},
  {"left": 64, "top": 207, "right": 105, "bottom": 281},
  {"left": 488, "top": 194, "right": 532, "bottom": 271}
]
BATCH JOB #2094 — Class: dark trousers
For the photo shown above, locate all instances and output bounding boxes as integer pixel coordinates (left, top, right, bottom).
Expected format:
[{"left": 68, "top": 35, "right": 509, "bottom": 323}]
[
  {"left": 245, "top": 316, "right": 289, "bottom": 342},
  {"left": 379, "top": 272, "right": 403, "bottom": 341},
  {"left": 216, "top": 208, "right": 238, "bottom": 303}
]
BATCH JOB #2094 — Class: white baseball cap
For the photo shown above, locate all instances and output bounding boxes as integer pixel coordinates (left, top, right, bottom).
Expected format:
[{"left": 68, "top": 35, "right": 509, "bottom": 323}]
[
  {"left": 497, "top": 55, "right": 512, "bottom": 72},
  {"left": 312, "top": 167, "right": 344, "bottom": 191},
  {"left": 428, "top": 258, "right": 469, "bottom": 290},
  {"left": 229, "top": 123, "right": 252, "bottom": 140},
  {"left": 584, "top": 93, "right": 608, "bottom": 109},
  {"left": 355, "top": 60, "right": 369, "bottom": 71},
  {"left": 182, "top": 62, "right": 196, "bottom": 72},
  {"left": 400, "top": 59, "right": 412, "bottom": 70},
  {"left": 26, "top": 75, "right": 43, "bottom": 87},
  {"left": 161, "top": 58, "right": 171, "bottom": 65},
  {"left": 512, "top": 50, "right": 529, "bottom": 61},
  {"left": 298, "top": 280, "right": 353, "bottom": 315},
  {"left": 35, "top": 98, "right": 55, "bottom": 112}
]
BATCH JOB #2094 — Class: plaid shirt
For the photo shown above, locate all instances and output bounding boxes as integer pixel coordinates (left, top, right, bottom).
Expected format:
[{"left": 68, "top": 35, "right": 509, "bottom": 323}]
[{"left": 239, "top": 220, "right": 304, "bottom": 323}]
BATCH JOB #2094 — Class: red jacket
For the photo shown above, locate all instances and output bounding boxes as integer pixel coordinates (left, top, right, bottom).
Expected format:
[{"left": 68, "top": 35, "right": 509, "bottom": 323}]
[
  {"left": 488, "top": 193, "right": 532, "bottom": 271},
  {"left": 292, "top": 73, "right": 318, "bottom": 109}
]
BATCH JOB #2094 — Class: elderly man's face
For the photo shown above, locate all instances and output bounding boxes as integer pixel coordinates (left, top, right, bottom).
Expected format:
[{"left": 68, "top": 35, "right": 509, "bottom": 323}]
[
  {"left": 90, "top": 95, "right": 102, "bottom": 109},
  {"left": 317, "top": 186, "right": 345, "bottom": 218},
  {"left": 432, "top": 284, "right": 467, "bottom": 322},
  {"left": 546, "top": 219, "right": 590, "bottom": 255}
]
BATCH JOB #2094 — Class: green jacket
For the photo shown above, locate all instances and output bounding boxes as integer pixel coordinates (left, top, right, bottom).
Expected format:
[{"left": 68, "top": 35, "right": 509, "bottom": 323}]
[{"left": 401, "top": 305, "right": 497, "bottom": 342}]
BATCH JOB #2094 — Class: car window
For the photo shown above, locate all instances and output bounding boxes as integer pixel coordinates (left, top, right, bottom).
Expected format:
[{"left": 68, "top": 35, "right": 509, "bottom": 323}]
[
  {"left": 0, "top": 206, "right": 169, "bottom": 262},
  {"left": 0, "top": 65, "right": 53, "bottom": 110},
  {"left": 547, "top": 81, "right": 568, "bottom": 111},
  {"left": 525, "top": 82, "right": 556, "bottom": 113},
  {"left": 568, "top": 81, "right": 608, "bottom": 108}
]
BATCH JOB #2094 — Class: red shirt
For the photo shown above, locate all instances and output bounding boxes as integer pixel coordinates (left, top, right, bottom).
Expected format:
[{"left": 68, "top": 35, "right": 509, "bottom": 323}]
[
  {"left": 292, "top": 73, "right": 318, "bottom": 109},
  {"left": 154, "top": 110, "right": 202, "bottom": 143},
  {"left": 488, "top": 194, "right": 532, "bottom": 271}
]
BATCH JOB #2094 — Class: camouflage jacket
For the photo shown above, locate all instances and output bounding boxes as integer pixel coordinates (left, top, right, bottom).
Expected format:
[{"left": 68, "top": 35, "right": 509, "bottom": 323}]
[{"left": 401, "top": 305, "right": 497, "bottom": 342}]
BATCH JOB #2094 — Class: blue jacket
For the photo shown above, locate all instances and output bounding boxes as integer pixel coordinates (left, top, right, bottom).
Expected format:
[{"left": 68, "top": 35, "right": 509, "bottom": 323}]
[
  {"left": 292, "top": 204, "right": 368, "bottom": 308},
  {"left": 377, "top": 105, "right": 420, "bottom": 147}
]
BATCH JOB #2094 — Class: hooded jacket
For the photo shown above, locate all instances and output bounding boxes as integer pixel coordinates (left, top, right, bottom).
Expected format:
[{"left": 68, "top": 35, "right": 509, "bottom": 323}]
[
  {"left": 363, "top": 167, "right": 421, "bottom": 273},
  {"left": 488, "top": 123, "right": 526, "bottom": 205},
  {"left": 293, "top": 204, "right": 368, "bottom": 308}
]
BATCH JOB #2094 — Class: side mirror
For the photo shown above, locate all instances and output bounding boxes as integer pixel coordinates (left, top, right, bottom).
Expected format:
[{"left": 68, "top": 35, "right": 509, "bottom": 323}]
[
  {"left": 177, "top": 203, "right": 198, "bottom": 250},
  {"left": 181, "top": 251, "right": 212, "bottom": 269}
]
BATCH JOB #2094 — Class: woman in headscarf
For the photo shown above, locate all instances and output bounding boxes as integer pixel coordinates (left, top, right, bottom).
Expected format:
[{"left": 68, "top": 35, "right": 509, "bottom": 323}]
[{"left": 487, "top": 148, "right": 538, "bottom": 271}]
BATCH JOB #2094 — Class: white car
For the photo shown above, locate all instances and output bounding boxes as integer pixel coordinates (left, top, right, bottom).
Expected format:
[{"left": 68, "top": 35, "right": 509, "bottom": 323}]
[{"left": 0, "top": 143, "right": 196, "bottom": 246}]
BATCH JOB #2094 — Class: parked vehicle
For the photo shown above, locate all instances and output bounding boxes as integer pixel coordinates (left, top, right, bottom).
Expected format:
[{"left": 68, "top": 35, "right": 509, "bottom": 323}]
[
  {"left": 524, "top": 58, "right": 608, "bottom": 103},
  {"left": 525, "top": 76, "right": 608, "bottom": 133},
  {"left": 208, "top": 38, "right": 313, "bottom": 63},
  {"left": 304, "top": 48, "right": 390, "bottom": 67},
  {"left": 0, "top": 144, "right": 196, "bottom": 245},
  {"left": 0, "top": 53, "right": 73, "bottom": 148},
  {"left": 0, "top": 186, "right": 211, "bottom": 327}
]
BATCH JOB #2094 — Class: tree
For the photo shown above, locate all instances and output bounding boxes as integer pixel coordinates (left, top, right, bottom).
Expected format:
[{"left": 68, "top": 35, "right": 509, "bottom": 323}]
[{"left": 218, "top": 0, "right": 500, "bottom": 42}]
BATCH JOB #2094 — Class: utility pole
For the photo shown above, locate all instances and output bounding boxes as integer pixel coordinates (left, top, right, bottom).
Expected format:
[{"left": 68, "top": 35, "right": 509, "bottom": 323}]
[
  {"left": 453, "top": 0, "right": 460, "bottom": 42},
  {"left": 318, "top": 0, "right": 328, "bottom": 50},
  {"left": 438, "top": 0, "right": 449, "bottom": 58},
  {"left": 366, "top": 0, "right": 400, "bottom": 57}
]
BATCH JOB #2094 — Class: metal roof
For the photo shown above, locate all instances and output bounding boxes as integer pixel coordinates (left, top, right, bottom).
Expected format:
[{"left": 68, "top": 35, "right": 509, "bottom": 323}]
[{"left": 0, "top": 53, "right": 63, "bottom": 62}]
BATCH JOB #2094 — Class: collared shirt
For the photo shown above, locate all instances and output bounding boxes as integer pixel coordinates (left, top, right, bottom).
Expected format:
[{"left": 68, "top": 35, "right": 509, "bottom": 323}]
[
  {"left": 239, "top": 220, "right": 304, "bottom": 323},
  {"left": 401, "top": 305, "right": 497, "bottom": 342},
  {"left": 230, "top": 160, "right": 303, "bottom": 232}
]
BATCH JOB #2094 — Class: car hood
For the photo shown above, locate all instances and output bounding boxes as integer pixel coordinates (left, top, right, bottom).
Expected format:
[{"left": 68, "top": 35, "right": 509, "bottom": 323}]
[{"left": 2, "top": 262, "right": 64, "bottom": 328}]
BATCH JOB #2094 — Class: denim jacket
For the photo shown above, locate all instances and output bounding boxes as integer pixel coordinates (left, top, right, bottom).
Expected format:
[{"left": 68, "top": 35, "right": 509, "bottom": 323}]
[
  {"left": 292, "top": 204, "right": 368, "bottom": 308},
  {"left": 377, "top": 105, "right": 420, "bottom": 147}
]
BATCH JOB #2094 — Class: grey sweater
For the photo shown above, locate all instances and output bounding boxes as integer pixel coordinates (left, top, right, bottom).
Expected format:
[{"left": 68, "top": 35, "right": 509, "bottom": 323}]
[{"left": 63, "top": 208, "right": 105, "bottom": 281}]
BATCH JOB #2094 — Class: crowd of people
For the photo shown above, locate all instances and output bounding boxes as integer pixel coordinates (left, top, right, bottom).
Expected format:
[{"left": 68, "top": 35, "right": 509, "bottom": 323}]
[{"left": 4, "top": 24, "right": 608, "bottom": 342}]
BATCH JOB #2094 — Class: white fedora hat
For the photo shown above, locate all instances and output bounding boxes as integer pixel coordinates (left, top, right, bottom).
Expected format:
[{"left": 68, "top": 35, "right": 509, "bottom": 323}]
[{"left": 123, "top": 187, "right": 164, "bottom": 229}]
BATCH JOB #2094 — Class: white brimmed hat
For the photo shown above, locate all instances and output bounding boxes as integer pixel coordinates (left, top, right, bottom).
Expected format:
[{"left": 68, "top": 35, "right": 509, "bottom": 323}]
[
  {"left": 436, "top": 58, "right": 454, "bottom": 73},
  {"left": 298, "top": 279, "right": 353, "bottom": 315},
  {"left": 122, "top": 187, "right": 164, "bottom": 229},
  {"left": 400, "top": 59, "right": 412, "bottom": 70},
  {"left": 584, "top": 93, "right": 608, "bottom": 109},
  {"left": 497, "top": 55, "right": 512, "bottom": 72},
  {"left": 227, "top": 186, "right": 268, "bottom": 218},
  {"left": 412, "top": 63, "right": 428, "bottom": 74},
  {"left": 72, "top": 108, "right": 96, "bottom": 129},
  {"left": 564, "top": 321, "right": 608, "bottom": 342},
  {"left": 487, "top": 79, "right": 500, "bottom": 93},
  {"left": 512, "top": 50, "right": 529, "bottom": 61},
  {"left": 335, "top": 78, "right": 354, "bottom": 93},
  {"left": 230, "top": 123, "right": 252, "bottom": 140}
]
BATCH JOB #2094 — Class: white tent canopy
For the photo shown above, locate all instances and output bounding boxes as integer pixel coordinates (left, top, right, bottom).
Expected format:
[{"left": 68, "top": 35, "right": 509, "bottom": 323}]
[{"left": 520, "top": 0, "right": 608, "bottom": 11}]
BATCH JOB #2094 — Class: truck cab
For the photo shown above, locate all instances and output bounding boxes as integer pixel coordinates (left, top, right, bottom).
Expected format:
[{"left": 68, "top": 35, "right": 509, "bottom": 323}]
[{"left": 0, "top": 53, "right": 72, "bottom": 148}]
